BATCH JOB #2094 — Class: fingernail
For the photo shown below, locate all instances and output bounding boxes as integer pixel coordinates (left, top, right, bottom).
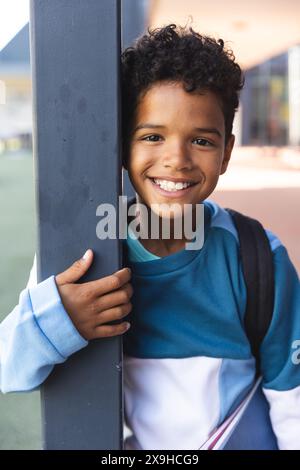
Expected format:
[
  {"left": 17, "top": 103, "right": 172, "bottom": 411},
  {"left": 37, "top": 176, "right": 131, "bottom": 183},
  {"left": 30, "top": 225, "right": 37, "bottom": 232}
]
[
  {"left": 118, "top": 267, "right": 130, "bottom": 274},
  {"left": 83, "top": 249, "right": 90, "bottom": 260}
]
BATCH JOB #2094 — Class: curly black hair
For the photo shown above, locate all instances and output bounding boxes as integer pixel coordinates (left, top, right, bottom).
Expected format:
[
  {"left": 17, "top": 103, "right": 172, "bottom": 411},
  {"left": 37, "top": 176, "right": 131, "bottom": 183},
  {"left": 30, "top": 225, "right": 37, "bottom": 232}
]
[{"left": 121, "top": 23, "right": 245, "bottom": 168}]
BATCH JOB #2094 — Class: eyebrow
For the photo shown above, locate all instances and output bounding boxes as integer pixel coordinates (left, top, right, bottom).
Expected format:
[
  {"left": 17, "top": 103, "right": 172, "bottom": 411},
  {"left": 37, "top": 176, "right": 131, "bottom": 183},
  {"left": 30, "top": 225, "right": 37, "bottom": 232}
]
[{"left": 134, "top": 123, "right": 222, "bottom": 138}]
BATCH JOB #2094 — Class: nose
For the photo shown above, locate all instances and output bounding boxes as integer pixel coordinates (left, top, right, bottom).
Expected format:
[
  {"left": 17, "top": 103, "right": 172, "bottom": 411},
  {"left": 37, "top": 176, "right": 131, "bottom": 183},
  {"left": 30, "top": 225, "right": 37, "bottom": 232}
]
[{"left": 162, "top": 139, "right": 193, "bottom": 171}]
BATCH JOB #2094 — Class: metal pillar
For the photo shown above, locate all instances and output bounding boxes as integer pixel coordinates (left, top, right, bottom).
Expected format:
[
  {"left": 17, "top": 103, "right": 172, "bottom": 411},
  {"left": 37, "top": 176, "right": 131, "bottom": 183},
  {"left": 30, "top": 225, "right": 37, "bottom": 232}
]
[{"left": 30, "top": 0, "right": 123, "bottom": 449}]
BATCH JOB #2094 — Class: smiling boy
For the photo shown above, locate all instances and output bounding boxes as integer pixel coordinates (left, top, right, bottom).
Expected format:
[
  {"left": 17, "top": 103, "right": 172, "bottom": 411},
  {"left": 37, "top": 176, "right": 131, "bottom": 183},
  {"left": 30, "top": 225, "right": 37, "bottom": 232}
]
[
  {"left": 125, "top": 83, "right": 234, "bottom": 256},
  {"left": 121, "top": 24, "right": 300, "bottom": 450},
  {"left": 0, "top": 24, "right": 299, "bottom": 450}
]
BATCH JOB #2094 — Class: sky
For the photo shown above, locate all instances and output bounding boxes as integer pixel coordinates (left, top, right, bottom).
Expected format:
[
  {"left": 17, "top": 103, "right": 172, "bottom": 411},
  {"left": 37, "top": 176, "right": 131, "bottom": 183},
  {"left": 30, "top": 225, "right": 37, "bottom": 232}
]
[{"left": 0, "top": 0, "right": 29, "bottom": 51}]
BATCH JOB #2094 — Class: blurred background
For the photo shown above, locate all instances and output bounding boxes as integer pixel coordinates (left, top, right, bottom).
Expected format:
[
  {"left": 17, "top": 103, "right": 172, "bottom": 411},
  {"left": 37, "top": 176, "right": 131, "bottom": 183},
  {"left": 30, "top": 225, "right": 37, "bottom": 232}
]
[{"left": 0, "top": 0, "right": 299, "bottom": 449}]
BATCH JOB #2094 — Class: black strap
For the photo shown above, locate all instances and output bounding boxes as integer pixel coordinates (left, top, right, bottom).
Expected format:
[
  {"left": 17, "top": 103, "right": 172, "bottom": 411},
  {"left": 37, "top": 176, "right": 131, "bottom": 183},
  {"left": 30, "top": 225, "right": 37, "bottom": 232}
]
[{"left": 225, "top": 209, "right": 275, "bottom": 377}]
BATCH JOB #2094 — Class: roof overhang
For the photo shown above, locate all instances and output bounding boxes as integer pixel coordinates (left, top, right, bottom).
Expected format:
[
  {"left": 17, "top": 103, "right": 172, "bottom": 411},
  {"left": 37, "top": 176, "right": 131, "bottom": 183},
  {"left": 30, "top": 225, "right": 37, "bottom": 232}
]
[{"left": 148, "top": 0, "right": 300, "bottom": 69}]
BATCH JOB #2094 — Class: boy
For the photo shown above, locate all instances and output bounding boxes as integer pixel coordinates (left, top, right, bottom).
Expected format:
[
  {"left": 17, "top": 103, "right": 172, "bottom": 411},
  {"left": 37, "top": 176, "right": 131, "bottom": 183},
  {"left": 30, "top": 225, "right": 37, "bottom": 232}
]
[{"left": 0, "top": 24, "right": 300, "bottom": 450}]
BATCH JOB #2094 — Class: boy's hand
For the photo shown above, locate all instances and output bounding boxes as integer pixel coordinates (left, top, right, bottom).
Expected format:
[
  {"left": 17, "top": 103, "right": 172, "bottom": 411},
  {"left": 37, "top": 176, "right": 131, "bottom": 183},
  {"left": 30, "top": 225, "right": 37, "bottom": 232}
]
[{"left": 55, "top": 249, "right": 133, "bottom": 340}]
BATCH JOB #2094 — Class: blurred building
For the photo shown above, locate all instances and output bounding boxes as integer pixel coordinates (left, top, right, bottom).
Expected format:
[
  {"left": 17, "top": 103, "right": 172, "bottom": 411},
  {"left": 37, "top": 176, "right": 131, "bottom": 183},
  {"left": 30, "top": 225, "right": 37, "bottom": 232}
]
[
  {"left": 1, "top": 1, "right": 300, "bottom": 155},
  {"left": 242, "top": 46, "right": 300, "bottom": 147},
  {"left": 0, "top": 23, "right": 31, "bottom": 154}
]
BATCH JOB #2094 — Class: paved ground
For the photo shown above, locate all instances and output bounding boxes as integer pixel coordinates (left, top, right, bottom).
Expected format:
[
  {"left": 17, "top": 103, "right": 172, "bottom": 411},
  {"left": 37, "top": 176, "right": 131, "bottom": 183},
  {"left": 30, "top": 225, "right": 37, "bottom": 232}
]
[
  {"left": 210, "top": 149, "right": 300, "bottom": 273},
  {"left": 0, "top": 152, "right": 41, "bottom": 450}
]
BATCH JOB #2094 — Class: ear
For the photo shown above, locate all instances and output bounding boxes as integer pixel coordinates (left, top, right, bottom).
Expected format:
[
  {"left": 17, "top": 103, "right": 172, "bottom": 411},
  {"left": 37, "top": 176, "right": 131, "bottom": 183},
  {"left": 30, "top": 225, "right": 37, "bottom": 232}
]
[{"left": 220, "top": 134, "right": 235, "bottom": 175}]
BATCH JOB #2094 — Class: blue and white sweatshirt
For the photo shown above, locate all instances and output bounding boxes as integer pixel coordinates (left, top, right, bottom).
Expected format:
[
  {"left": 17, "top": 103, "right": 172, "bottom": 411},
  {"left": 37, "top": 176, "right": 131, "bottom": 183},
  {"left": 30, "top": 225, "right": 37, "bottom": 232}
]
[{"left": 0, "top": 199, "right": 300, "bottom": 450}]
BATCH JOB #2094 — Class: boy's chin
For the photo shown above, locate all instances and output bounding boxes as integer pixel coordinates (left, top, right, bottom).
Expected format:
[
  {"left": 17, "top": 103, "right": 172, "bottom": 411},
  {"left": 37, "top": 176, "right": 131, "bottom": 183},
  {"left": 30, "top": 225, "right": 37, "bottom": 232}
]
[{"left": 145, "top": 203, "right": 194, "bottom": 221}]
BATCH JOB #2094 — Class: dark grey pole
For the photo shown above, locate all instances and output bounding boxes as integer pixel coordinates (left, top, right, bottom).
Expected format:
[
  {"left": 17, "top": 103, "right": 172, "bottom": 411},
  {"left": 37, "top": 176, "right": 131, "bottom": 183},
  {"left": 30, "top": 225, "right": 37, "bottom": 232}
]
[{"left": 30, "top": 0, "right": 123, "bottom": 450}]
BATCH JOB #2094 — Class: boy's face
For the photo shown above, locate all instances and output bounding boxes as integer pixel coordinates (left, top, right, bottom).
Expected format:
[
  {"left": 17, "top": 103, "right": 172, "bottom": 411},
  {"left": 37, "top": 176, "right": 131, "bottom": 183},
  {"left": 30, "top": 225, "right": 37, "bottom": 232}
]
[{"left": 126, "top": 81, "right": 234, "bottom": 217}]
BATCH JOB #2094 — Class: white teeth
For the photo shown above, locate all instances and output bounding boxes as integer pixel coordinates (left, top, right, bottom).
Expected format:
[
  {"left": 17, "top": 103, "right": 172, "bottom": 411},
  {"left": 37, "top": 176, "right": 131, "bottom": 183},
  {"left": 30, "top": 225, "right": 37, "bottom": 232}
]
[{"left": 153, "top": 178, "right": 193, "bottom": 192}]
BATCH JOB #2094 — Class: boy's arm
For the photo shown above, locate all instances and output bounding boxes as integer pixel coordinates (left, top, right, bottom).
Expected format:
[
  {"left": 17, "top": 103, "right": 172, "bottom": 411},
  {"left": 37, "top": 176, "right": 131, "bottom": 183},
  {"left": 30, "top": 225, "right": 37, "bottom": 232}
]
[
  {"left": 260, "top": 239, "right": 300, "bottom": 450},
  {"left": 0, "top": 254, "right": 88, "bottom": 394}
]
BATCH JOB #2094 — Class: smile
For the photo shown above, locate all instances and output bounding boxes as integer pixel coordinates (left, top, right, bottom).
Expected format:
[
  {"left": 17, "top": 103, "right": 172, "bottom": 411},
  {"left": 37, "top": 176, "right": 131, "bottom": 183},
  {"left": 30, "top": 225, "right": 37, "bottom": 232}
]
[{"left": 148, "top": 177, "right": 199, "bottom": 197}]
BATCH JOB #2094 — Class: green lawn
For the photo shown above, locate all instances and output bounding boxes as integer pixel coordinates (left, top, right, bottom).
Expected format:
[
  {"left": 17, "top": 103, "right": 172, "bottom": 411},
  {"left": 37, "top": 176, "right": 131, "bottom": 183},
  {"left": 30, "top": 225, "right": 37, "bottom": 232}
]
[{"left": 0, "top": 151, "right": 42, "bottom": 449}]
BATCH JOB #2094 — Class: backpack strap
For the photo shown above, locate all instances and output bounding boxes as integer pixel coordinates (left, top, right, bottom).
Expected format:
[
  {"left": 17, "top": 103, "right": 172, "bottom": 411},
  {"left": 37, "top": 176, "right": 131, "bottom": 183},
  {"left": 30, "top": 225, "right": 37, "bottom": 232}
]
[{"left": 225, "top": 208, "right": 275, "bottom": 378}]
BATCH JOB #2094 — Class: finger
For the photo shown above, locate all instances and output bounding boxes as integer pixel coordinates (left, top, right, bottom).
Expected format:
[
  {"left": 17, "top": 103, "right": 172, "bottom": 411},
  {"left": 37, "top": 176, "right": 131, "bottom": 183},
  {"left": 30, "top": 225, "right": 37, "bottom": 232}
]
[
  {"left": 56, "top": 249, "right": 94, "bottom": 285},
  {"left": 94, "top": 302, "right": 132, "bottom": 325},
  {"left": 95, "top": 283, "right": 133, "bottom": 311},
  {"left": 87, "top": 267, "right": 132, "bottom": 297},
  {"left": 91, "top": 321, "right": 131, "bottom": 339}
]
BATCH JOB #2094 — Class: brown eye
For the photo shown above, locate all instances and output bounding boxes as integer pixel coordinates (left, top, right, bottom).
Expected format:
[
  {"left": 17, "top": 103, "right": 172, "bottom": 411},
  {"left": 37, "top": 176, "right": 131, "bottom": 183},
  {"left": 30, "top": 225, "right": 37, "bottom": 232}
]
[
  {"left": 194, "top": 138, "right": 213, "bottom": 147},
  {"left": 142, "top": 135, "right": 161, "bottom": 142}
]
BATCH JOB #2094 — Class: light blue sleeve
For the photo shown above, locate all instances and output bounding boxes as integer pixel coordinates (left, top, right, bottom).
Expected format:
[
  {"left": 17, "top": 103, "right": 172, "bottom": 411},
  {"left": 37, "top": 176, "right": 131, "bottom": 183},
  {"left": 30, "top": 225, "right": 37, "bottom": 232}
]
[
  {"left": 260, "top": 239, "right": 300, "bottom": 449},
  {"left": 0, "top": 257, "right": 88, "bottom": 394}
]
